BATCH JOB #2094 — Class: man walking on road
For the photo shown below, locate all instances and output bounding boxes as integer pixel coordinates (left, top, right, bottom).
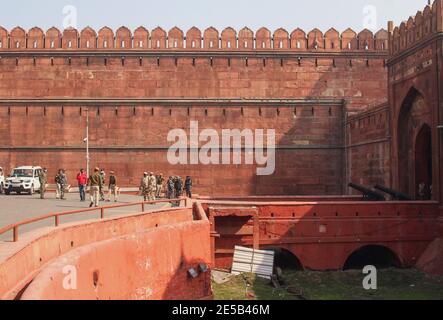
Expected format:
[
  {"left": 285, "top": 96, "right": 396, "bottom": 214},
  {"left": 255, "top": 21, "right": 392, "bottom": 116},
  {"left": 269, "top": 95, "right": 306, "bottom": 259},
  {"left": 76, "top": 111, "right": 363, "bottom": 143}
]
[
  {"left": 77, "top": 169, "right": 88, "bottom": 202},
  {"left": 88, "top": 167, "right": 102, "bottom": 208},
  {"left": 107, "top": 171, "right": 118, "bottom": 202},
  {"left": 55, "top": 169, "right": 67, "bottom": 200}
]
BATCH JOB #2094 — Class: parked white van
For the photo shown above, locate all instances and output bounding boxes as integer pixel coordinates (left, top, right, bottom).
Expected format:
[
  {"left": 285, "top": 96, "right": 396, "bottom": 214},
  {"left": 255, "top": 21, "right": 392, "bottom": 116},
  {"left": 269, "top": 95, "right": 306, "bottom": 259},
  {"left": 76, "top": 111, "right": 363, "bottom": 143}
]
[{"left": 4, "top": 166, "right": 42, "bottom": 195}]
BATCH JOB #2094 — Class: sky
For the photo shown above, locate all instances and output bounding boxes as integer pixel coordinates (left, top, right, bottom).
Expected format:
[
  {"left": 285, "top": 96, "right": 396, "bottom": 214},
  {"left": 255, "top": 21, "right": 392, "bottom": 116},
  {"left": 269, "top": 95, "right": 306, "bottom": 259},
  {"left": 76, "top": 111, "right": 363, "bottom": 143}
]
[{"left": 0, "top": 0, "right": 431, "bottom": 33}]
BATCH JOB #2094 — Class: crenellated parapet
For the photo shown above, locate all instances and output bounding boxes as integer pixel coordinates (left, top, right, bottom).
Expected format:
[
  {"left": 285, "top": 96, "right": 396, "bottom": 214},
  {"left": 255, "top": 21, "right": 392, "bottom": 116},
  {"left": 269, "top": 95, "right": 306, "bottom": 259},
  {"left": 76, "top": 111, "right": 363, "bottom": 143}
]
[
  {"left": 0, "top": 25, "right": 388, "bottom": 52},
  {"left": 389, "top": 0, "right": 443, "bottom": 56}
]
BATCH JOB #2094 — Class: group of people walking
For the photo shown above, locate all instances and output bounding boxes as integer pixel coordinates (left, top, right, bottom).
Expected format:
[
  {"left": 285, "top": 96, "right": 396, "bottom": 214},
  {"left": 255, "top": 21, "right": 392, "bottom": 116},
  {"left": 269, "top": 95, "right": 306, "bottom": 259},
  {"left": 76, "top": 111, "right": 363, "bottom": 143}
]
[
  {"left": 86, "top": 168, "right": 119, "bottom": 207},
  {"left": 166, "top": 176, "right": 193, "bottom": 199},
  {"left": 37, "top": 167, "right": 193, "bottom": 208},
  {"left": 38, "top": 167, "right": 118, "bottom": 207},
  {"left": 139, "top": 173, "right": 193, "bottom": 202}
]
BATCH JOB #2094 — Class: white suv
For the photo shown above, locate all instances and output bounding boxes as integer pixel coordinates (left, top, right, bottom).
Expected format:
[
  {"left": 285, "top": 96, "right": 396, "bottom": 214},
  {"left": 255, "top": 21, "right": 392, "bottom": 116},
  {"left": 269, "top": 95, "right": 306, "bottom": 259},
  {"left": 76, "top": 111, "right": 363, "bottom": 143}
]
[
  {"left": 4, "top": 166, "right": 42, "bottom": 195},
  {"left": 0, "top": 167, "right": 5, "bottom": 193}
]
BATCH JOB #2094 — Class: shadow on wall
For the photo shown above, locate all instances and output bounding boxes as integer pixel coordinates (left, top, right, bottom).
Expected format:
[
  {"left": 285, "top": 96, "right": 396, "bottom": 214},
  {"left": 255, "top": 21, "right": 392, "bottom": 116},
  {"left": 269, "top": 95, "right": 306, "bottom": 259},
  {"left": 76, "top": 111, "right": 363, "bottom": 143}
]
[
  {"left": 397, "top": 87, "right": 433, "bottom": 199},
  {"left": 162, "top": 256, "right": 212, "bottom": 300},
  {"left": 253, "top": 50, "right": 387, "bottom": 196}
]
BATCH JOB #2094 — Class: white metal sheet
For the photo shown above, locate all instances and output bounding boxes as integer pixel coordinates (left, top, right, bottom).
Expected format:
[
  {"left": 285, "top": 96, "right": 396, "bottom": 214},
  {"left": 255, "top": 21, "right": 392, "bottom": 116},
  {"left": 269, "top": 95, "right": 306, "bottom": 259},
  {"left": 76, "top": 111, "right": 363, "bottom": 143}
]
[{"left": 231, "top": 246, "right": 275, "bottom": 279}]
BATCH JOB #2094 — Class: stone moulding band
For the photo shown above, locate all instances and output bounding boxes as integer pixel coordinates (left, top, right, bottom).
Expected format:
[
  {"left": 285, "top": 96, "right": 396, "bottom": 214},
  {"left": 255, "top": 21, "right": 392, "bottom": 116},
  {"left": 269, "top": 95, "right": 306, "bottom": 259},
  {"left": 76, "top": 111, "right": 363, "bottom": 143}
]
[
  {"left": 0, "top": 98, "right": 346, "bottom": 107},
  {"left": 0, "top": 50, "right": 389, "bottom": 59},
  {"left": 0, "top": 145, "right": 344, "bottom": 151}
]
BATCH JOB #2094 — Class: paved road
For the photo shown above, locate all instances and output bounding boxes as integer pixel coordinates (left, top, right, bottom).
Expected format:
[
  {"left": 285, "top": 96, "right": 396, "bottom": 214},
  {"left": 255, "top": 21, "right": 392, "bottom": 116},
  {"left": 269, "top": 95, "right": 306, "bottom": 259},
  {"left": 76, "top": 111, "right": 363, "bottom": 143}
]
[{"left": 0, "top": 193, "right": 170, "bottom": 242}]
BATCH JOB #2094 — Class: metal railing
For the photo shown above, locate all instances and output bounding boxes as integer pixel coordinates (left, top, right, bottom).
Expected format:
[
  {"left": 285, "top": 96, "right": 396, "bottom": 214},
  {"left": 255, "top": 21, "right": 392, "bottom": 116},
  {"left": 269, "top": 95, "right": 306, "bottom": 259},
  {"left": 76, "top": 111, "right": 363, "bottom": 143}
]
[{"left": 0, "top": 197, "right": 188, "bottom": 243}]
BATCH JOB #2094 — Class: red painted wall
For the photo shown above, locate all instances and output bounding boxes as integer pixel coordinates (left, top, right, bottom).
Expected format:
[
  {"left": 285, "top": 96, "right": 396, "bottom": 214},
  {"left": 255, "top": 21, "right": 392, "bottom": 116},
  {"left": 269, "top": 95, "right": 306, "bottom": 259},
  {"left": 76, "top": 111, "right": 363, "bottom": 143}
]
[
  {"left": 204, "top": 200, "right": 439, "bottom": 270},
  {"left": 20, "top": 221, "right": 211, "bottom": 300},
  {"left": 0, "top": 207, "right": 203, "bottom": 300}
]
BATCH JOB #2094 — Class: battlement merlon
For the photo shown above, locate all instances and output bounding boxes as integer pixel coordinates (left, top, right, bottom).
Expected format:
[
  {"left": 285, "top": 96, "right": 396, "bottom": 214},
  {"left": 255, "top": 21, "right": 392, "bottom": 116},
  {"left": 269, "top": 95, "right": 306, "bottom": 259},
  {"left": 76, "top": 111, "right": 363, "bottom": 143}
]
[
  {"left": 388, "top": 0, "right": 443, "bottom": 57},
  {"left": 0, "top": 26, "right": 388, "bottom": 53}
]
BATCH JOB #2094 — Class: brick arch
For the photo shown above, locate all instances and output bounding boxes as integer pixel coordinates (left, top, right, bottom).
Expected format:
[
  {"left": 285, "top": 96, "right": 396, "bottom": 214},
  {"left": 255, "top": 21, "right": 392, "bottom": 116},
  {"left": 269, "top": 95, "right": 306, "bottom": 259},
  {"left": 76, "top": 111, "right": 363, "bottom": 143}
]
[
  {"left": 342, "top": 245, "right": 402, "bottom": 270},
  {"left": 256, "top": 27, "right": 271, "bottom": 49},
  {"left": 307, "top": 28, "right": 324, "bottom": 50},
  {"left": 28, "top": 27, "right": 45, "bottom": 49},
  {"left": 168, "top": 27, "right": 184, "bottom": 49},
  {"left": 273, "top": 28, "right": 289, "bottom": 49},
  {"left": 358, "top": 29, "right": 374, "bottom": 50},
  {"left": 238, "top": 27, "right": 253, "bottom": 50},
  {"left": 134, "top": 27, "right": 149, "bottom": 49},
  {"left": 415, "top": 11, "right": 424, "bottom": 41},
  {"left": 374, "top": 29, "right": 388, "bottom": 51},
  {"left": 290, "top": 28, "right": 307, "bottom": 50},
  {"left": 221, "top": 27, "right": 236, "bottom": 49},
  {"left": 62, "top": 27, "right": 79, "bottom": 49},
  {"left": 324, "top": 28, "right": 340, "bottom": 50},
  {"left": 399, "top": 22, "right": 407, "bottom": 50},
  {"left": 186, "top": 27, "right": 202, "bottom": 49},
  {"left": 10, "top": 26, "right": 26, "bottom": 49},
  {"left": 431, "top": 0, "right": 438, "bottom": 32},
  {"left": 392, "top": 27, "right": 400, "bottom": 53},
  {"left": 341, "top": 28, "right": 357, "bottom": 50},
  {"left": 262, "top": 246, "right": 304, "bottom": 270},
  {"left": 45, "top": 27, "right": 62, "bottom": 49},
  {"left": 98, "top": 27, "right": 114, "bottom": 49},
  {"left": 80, "top": 27, "right": 97, "bottom": 49},
  {"left": 151, "top": 27, "right": 167, "bottom": 49},
  {"left": 203, "top": 27, "right": 219, "bottom": 49},
  {"left": 0, "top": 27, "right": 7, "bottom": 49},
  {"left": 115, "top": 26, "right": 132, "bottom": 49},
  {"left": 423, "top": 5, "right": 433, "bottom": 36},
  {"left": 406, "top": 17, "right": 415, "bottom": 46}
]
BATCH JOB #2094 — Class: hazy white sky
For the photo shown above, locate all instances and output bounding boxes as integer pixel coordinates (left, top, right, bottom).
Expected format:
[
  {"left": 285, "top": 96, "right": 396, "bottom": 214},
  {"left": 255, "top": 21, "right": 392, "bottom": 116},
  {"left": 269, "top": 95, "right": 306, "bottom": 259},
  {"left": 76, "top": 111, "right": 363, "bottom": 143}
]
[{"left": 0, "top": 0, "right": 430, "bottom": 33}]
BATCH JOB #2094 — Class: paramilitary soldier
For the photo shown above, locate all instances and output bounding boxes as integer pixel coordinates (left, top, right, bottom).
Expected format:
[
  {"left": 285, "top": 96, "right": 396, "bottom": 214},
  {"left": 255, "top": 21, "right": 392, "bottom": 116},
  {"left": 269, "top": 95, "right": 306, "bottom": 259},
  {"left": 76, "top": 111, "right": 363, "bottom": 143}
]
[
  {"left": 140, "top": 172, "right": 150, "bottom": 201},
  {"left": 148, "top": 172, "right": 157, "bottom": 201},
  {"left": 38, "top": 168, "right": 48, "bottom": 199},
  {"left": 88, "top": 167, "right": 102, "bottom": 208}
]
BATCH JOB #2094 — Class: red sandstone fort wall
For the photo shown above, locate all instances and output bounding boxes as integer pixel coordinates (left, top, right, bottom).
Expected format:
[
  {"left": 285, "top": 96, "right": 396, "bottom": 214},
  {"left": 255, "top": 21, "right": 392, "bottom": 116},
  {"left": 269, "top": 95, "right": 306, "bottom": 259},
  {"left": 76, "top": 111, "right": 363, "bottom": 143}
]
[
  {"left": 388, "top": 0, "right": 443, "bottom": 203},
  {"left": 0, "top": 26, "right": 389, "bottom": 196},
  {"left": 346, "top": 103, "right": 391, "bottom": 191}
]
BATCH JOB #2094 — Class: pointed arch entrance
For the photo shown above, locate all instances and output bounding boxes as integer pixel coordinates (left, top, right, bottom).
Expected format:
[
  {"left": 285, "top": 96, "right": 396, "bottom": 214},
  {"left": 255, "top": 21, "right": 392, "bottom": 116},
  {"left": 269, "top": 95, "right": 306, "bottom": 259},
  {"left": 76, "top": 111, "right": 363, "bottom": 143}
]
[{"left": 397, "top": 87, "right": 432, "bottom": 198}]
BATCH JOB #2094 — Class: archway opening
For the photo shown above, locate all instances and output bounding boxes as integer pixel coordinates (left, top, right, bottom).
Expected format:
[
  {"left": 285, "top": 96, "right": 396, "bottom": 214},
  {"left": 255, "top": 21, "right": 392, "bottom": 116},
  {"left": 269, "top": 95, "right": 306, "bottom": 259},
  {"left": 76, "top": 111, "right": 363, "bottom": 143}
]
[
  {"left": 343, "top": 245, "right": 401, "bottom": 270},
  {"left": 266, "top": 247, "right": 303, "bottom": 271},
  {"left": 397, "top": 88, "right": 429, "bottom": 196},
  {"left": 415, "top": 124, "right": 432, "bottom": 200}
]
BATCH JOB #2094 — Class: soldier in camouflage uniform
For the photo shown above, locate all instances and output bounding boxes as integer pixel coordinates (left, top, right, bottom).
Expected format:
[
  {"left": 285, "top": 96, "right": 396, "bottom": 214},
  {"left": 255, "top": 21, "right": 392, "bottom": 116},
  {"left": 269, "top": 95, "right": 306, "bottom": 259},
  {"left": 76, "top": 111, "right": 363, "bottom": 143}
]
[
  {"left": 140, "top": 172, "right": 150, "bottom": 201},
  {"left": 148, "top": 172, "right": 157, "bottom": 201},
  {"left": 38, "top": 168, "right": 48, "bottom": 199},
  {"left": 167, "top": 176, "right": 175, "bottom": 199}
]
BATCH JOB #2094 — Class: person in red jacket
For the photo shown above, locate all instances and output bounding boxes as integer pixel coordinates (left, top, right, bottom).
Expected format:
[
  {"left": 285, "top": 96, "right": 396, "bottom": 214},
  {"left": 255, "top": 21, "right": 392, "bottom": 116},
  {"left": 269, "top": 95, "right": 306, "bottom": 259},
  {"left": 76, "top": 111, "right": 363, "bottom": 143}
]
[{"left": 76, "top": 169, "right": 88, "bottom": 201}]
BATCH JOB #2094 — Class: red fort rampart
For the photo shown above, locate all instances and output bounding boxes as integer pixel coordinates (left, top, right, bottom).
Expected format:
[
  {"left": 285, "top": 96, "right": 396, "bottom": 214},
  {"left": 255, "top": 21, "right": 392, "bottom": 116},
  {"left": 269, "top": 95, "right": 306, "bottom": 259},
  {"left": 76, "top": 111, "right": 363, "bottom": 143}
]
[
  {"left": 0, "top": 24, "right": 391, "bottom": 196},
  {"left": 0, "top": 0, "right": 442, "bottom": 300}
]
